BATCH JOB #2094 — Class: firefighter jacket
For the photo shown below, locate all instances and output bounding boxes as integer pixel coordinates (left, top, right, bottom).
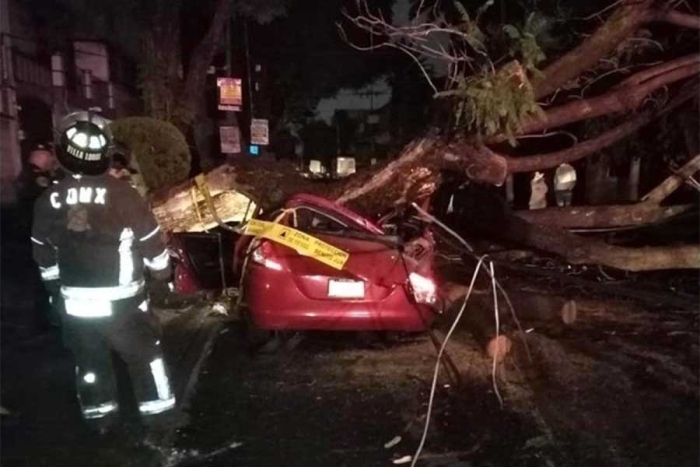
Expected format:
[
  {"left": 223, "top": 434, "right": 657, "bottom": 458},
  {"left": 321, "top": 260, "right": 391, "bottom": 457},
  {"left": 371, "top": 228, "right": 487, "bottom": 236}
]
[{"left": 31, "top": 174, "right": 170, "bottom": 315}]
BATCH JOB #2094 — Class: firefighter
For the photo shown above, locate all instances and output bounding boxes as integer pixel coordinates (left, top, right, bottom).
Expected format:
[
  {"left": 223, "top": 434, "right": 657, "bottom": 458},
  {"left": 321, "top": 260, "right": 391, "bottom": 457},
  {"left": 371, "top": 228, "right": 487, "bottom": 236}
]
[
  {"left": 31, "top": 112, "right": 180, "bottom": 443},
  {"left": 16, "top": 143, "right": 59, "bottom": 205}
]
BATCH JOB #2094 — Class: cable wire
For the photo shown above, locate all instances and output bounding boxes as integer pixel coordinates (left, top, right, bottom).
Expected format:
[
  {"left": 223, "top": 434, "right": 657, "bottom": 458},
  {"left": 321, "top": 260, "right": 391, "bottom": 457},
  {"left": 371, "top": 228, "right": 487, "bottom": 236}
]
[
  {"left": 410, "top": 255, "right": 489, "bottom": 467},
  {"left": 489, "top": 261, "right": 503, "bottom": 408}
]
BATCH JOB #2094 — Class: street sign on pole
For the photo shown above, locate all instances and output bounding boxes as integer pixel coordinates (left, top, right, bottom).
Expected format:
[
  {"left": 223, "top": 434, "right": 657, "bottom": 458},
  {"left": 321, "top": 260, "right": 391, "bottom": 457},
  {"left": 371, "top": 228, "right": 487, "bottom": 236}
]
[
  {"left": 220, "top": 126, "right": 241, "bottom": 154},
  {"left": 250, "top": 118, "right": 269, "bottom": 146},
  {"left": 217, "top": 78, "right": 242, "bottom": 111}
]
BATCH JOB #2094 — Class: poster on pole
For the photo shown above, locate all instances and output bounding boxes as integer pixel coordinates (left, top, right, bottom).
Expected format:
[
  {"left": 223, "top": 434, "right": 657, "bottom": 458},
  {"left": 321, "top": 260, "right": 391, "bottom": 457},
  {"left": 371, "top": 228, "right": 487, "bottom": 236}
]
[
  {"left": 217, "top": 78, "right": 242, "bottom": 111},
  {"left": 250, "top": 118, "right": 269, "bottom": 146},
  {"left": 220, "top": 126, "right": 241, "bottom": 154}
]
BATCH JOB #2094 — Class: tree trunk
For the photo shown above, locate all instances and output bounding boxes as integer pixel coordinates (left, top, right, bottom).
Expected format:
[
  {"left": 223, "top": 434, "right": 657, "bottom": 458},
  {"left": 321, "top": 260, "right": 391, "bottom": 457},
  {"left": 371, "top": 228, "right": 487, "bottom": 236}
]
[
  {"left": 496, "top": 216, "right": 700, "bottom": 271},
  {"left": 515, "top": 203, "right": 694, "bottom": 229},
  {"left": 181, "top": 0, "right": 233, "bottom": 119}
]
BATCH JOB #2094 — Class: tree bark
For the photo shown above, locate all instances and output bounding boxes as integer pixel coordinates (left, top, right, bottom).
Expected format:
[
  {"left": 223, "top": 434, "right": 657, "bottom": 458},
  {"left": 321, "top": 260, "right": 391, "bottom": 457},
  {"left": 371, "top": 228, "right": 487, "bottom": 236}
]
[
  {"left": 497, "top": 216, "right": 700, "bottom": 271},
  {"left": 181, "top": 0, "right": 233, "bottom": 119},
  {"left": 506, "top": 82, "right": 697, "bottom": 173},
  {"left": 653, "top": 9, "right": 700, "bottom": 29},
  {"left": 514, "top": 203, "right": 694, "bottom": 229},
  {"left": 520, "top": 58, "right": 700, "bottom": 136},
  {"left": 642, "top": 154, "right": 700, "bottom": 203},
  {"left": 533, "top": 0, "right": 655, "bottom": 99}
]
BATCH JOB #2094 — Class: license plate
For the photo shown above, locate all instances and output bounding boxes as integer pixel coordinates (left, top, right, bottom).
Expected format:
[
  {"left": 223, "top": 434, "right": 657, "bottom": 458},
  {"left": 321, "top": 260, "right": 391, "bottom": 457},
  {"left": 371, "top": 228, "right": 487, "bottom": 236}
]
[{"left": 328, "top": 279, "right": 365, "bottom": 298}]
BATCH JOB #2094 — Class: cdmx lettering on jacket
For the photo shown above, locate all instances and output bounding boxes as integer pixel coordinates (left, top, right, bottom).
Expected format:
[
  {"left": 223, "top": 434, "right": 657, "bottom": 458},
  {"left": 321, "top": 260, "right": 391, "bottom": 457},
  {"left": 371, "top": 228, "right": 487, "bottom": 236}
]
[{"left": 50, "top": 187, "right": 107, "bottom": 209}]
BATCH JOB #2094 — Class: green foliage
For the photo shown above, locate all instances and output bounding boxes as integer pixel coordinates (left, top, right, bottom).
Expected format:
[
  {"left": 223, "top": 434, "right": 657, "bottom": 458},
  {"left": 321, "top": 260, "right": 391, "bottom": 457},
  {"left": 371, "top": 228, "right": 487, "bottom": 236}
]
[
  {"left": 434, "top": 3, "right": 551, "bottom": 142},
  {"left": 446, "top": 61, "right": 545, "bottom": 144},
  {"left": 502, "top": 13, "right": 548, "bottom": 73},
  {"left": 110, "top": 117, "right": 191, "bottom": 192},
  {"left": 453, "top": 1, "right": 488, "bottom": 53}
]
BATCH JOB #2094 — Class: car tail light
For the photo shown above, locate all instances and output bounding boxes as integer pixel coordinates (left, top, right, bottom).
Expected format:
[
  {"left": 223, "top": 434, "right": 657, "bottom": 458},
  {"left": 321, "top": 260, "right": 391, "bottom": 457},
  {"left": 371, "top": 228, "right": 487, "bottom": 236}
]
[
  {"left": 251, "top": 240, "right": 283, "bottom": 271},
  {"left": 408, "top": 272, "right": 437, "bottom": 305}
]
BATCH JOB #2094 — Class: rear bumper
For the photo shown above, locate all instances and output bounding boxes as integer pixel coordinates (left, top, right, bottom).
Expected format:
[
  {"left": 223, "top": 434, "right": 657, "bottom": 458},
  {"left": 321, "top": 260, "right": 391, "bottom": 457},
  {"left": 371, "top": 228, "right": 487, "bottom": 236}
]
[{"left": 245, "top": 267, "right": 436, "bottom": 332}]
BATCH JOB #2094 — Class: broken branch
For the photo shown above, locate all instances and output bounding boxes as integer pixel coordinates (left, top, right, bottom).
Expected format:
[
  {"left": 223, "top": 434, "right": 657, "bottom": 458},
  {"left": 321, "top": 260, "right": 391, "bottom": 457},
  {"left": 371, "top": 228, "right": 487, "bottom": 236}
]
[{"left": 642, "top": 154, "right": 700, "bottom": 203}]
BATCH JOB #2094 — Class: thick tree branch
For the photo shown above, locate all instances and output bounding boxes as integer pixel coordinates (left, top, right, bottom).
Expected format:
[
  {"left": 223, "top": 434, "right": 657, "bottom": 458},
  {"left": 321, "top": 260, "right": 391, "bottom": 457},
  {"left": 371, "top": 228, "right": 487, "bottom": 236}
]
[
  {"left": 643, "top": 154, "right": 700, "bottom": 202},
  {"left": 533, "top": 0, "right": 655, "bottom": 99},
  {"left": 651, "top": 9, "right": 700, "bottom": 29},
  {"left": 618, "top": 55, "right": 700, "bottom": 87},
  {"left": 505, "top": 82, "right": 698, "bottom": 173},
  {"left": 492, "top": 215, "right": 700, "bottom": 271},
  {"left": 519, "top": 59, "right": 699, "bottom": 136},
  {"left": 514, "top": 203, "right": 694, "bottom": 229}
]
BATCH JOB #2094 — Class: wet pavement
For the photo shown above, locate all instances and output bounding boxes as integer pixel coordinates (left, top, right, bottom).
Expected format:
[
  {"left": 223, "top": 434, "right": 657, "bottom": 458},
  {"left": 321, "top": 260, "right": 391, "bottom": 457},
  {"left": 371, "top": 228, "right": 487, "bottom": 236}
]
[
  {"left": 2, "top": 211, "right": 698, "bottom": 466},
  {"left": 2, "top": 308, "right": 699, "bottom": 467}
]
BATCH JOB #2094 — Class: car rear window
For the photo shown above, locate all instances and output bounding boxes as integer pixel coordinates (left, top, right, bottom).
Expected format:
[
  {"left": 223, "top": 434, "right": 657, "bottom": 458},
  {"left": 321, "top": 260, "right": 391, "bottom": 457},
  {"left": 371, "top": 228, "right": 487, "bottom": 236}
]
[{"left": 294, "top": 208, "right": 354, "bottom": 234}]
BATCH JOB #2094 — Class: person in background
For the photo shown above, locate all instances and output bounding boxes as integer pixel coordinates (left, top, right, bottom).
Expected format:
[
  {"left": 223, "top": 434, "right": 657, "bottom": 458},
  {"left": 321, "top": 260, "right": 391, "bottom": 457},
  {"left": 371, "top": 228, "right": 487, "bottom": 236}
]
[
  {"left": 108, "top": 143, "right": 137, "bottom": 182},
  {"left": 16, "top": 143, "right": 60, "bottom": 208},
  {"left": 15, "top": 143, "right": 64, "bottom": 333},
  {"left": 529, "top": 171, "right": 548, "bottom": 210},
  {"left": 554, "top": 163, "right": 577, "bottom": 207}
]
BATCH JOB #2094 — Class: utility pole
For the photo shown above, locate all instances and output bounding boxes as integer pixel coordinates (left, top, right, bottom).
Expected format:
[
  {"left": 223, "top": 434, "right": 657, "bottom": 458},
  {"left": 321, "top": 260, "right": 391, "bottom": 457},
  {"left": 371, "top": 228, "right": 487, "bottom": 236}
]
[
  {"left": 369, "top": 31, "right": 375, "bottom": 156},
  {"left": 220, "top": 19, "right": 238, "bottom": 162},
  {"left": 244, "top": 20, "right": 254, "bottom": 121}
]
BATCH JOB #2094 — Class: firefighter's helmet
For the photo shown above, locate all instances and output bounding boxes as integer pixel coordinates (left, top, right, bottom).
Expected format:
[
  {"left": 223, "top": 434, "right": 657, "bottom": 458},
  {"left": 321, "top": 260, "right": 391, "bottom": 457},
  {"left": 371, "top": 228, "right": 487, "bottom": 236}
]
[{"left": 56, "top": 111, "right": 112, "bottom": 176}]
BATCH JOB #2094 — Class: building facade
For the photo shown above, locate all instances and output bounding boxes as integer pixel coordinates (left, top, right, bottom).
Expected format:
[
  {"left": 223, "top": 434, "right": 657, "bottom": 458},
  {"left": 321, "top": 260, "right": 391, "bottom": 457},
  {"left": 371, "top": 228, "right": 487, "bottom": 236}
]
[{"left": 0, "top": 0, "right": 139, "bottom": 204}]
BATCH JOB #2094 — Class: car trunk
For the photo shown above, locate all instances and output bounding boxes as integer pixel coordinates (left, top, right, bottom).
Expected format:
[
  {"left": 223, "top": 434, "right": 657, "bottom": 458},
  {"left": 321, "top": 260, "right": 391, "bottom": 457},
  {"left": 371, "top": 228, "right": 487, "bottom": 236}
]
[{"left": 269, "top": 233, "right": 410, "bottom": 301}]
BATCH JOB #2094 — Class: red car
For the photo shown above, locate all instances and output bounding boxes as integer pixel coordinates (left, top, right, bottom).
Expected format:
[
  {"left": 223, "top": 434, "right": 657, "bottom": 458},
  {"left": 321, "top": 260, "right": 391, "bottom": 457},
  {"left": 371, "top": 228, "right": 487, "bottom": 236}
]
[{"left": 234, "top": 194, "right": 439, "bottom": 332}]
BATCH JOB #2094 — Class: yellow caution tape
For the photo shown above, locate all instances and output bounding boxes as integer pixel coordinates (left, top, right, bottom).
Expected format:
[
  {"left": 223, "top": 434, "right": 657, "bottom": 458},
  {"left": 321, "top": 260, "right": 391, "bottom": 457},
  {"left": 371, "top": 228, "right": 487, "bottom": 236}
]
[
  {"left": 244, "top": 218, "right": 349, "bottom": 270},
  {"left": 194, "top": 174, "right": 210, "bottom": 199}
]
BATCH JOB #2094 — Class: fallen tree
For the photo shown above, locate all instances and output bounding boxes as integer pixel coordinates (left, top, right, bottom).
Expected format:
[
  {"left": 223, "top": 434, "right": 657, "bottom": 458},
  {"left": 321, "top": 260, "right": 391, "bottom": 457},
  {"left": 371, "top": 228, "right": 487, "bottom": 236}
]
[
  {"left": 515, "top": 154, "right": 700, "bottom": 229},
  {"left": 149, "top": 0, "right": 700, "bottom": 272}
]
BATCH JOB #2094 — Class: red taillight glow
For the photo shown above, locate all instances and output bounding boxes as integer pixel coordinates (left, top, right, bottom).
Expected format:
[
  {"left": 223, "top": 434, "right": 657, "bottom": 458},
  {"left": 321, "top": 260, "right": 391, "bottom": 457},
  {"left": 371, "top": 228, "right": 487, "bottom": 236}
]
[
  {"left": 251, "top": 241, "right": 283, "bottom": 271},
  {"left": 408, "top": 272, "right": 437, "bottom": 305}
]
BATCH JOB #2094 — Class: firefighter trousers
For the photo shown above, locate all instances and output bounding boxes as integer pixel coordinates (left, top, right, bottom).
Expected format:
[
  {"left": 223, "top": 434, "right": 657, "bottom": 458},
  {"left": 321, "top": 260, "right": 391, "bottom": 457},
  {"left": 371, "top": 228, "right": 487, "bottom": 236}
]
[{"left": 62, "top": 291, "right": 176, "bottom": 422}]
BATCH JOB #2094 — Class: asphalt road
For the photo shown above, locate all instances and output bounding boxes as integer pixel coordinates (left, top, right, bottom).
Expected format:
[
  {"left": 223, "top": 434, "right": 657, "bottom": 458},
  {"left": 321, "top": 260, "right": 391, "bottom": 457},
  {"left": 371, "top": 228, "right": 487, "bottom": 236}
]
[{"left": 2, "top": 212, "right": 698, "bottom": 467}]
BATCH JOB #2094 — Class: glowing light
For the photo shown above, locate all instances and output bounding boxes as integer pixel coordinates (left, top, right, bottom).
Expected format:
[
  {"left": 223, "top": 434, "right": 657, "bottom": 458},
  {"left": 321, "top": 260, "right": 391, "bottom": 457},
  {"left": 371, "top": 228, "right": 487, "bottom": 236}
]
[
  {"left": 72, "top": 132, "right": 88, "bottom": 148},
  {"left": 83, "top": 372, "right": 96, "bottom": 384},
  {"left": 88, "top": 135, "right": 103, "bottom": 150},
  {"left": 409, "top": 272, "right": 437, "bottom": 305},
  {"left": 251, "top": 245, "right": 283, "bottom": 271}
]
